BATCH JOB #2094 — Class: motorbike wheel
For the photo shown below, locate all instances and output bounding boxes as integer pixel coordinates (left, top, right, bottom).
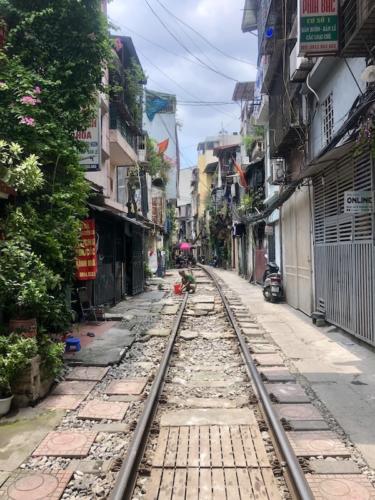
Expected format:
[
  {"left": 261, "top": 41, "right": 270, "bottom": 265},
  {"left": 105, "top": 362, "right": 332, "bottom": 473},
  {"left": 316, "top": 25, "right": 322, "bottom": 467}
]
[{"left": 263, "top": 288, "right": 271, "bottom": 302}]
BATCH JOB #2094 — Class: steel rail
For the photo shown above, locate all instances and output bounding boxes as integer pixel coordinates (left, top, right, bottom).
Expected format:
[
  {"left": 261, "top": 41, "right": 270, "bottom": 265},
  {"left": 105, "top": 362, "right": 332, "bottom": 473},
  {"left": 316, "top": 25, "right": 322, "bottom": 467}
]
[
  {"left": 202, "top": 265, "right": 314, "bottom": 500},
  {"left": 110, "top": 293, "right": 189, "bottom": 500}
]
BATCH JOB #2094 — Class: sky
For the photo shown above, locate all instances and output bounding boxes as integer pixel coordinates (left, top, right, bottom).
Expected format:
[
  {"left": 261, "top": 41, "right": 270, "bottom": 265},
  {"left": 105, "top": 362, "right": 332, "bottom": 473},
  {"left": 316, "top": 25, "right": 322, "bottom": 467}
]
[{"left": 108, "top": 0, "right": 258, "bottom": 168}]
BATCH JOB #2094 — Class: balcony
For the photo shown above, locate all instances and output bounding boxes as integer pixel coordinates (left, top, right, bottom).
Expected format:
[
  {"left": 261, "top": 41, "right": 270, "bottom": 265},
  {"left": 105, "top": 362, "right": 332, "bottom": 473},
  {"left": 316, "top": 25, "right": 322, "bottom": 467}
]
[
  {"left": 269, "top": 90, "right": 305, "bottom": 156},
  {"left": 341, "top": 0, "right": 375, "bottom": 57},
  {"left": 110, "top": 114, "right": 139, "bottom": 166}
]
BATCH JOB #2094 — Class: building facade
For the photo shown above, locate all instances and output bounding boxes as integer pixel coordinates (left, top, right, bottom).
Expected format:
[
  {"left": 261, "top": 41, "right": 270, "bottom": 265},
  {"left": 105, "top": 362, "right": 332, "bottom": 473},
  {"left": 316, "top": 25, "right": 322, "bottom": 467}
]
[{"left": 241, "top": 0, "right": 375, "bottom": 344}]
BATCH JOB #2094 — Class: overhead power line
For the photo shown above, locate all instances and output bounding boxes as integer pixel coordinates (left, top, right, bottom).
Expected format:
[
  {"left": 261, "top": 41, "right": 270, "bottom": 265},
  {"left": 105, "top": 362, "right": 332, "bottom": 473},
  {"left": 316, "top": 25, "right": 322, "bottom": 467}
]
[
  {"left": 155, "top": 0, "right": 257, "bottom": 68},
  {"left": 143, "top": 0, "right": 239, "bottom": 83},
  {"left": 139, "top": 50, "right": 239, "bottom": 120}
]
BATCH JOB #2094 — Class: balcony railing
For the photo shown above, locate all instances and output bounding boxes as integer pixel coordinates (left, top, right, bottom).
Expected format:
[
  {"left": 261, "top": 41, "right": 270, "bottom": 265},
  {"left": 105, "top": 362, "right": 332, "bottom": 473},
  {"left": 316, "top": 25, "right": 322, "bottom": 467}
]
[
  {"left": 341, "top": 0, "right": 375, "bottom": 57},
  {"left": 110, "top": 112, "right": 138, "bottom": 152}
]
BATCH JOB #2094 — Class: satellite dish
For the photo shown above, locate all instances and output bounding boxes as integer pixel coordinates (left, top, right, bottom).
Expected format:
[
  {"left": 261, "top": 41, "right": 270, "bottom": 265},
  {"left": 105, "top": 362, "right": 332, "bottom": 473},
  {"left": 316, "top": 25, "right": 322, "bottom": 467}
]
[{"left": 361, "top": 65, "right": 375, "bottom": 83}]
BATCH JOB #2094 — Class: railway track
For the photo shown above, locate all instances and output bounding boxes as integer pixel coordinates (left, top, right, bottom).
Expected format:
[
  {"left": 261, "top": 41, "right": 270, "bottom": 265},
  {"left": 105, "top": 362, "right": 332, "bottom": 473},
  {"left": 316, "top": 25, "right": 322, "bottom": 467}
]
[
  {"left": 111, "top": 266, "right": 316, "bottom": 500},
  {"left": 4, "top": 267, "right": 374, "bottom": 499}
]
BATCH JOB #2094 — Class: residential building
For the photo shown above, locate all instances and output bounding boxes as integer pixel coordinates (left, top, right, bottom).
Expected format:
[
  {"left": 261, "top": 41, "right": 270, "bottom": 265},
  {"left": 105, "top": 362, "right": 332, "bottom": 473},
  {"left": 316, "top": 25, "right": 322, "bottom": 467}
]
[
  {"left": 196, "top": 134, "right": 242, "bottom": 261},
  {"left": 78, "top": 34, "right": 149, "bottom": 304},
  {"left": 177, "top": 167, "right": 194, "bottom": 243},
  {"left": 241, "top": 0, "right": 375, "bottom": 345}
]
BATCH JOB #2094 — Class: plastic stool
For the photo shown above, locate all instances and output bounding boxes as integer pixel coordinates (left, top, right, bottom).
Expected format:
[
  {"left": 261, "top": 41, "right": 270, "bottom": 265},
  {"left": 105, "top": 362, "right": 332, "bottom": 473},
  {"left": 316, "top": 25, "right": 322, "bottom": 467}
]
[{"left": 65, "top": 337, "right": 81, "bottom": 352}]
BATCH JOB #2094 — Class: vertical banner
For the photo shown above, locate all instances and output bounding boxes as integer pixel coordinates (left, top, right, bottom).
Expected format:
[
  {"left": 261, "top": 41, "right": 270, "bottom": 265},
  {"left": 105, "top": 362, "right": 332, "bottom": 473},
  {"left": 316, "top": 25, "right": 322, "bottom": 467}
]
[
  {"left": 299, "top": 0, "right": 339, "bottom": 56},
  {"left": 75, "top": 109, "right": 101, "bottom": 171},
  {"left": 76, "top": 219, "right": 97, "bottom": 281}
]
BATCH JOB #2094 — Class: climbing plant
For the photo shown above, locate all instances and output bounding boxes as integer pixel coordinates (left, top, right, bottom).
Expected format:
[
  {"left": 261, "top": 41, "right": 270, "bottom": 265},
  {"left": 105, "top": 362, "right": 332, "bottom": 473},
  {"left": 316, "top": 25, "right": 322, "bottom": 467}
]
[{"left": 0, "top": 1, "right": 112, "bottom": 331}]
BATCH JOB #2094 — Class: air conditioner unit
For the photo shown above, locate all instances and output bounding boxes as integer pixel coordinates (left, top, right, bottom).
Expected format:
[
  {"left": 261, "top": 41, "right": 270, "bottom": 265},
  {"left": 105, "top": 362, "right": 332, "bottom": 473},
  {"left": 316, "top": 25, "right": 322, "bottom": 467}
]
[
  {"left": 270, "top": 158, "right": 285, "bottom": 185},
  {"left": 290, "top": 43, "right": 314, "bottom": 82}
]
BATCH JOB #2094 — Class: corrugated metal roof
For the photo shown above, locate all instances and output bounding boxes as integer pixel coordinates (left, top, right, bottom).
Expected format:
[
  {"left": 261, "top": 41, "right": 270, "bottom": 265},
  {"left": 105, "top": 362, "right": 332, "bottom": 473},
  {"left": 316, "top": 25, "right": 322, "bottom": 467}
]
[{"left": 232, "top": 81, "right": 255, "bottom": 102}]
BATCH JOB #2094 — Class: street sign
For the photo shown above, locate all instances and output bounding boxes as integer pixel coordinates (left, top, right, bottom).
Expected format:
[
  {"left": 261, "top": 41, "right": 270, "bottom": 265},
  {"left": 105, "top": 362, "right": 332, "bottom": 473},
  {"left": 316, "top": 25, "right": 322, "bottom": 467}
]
[
  {"left": 344, "top": 191, "right": 374, "bottom": 214},
  {"left": 299, "top": 0, "right": 339, "bottom": 56}
]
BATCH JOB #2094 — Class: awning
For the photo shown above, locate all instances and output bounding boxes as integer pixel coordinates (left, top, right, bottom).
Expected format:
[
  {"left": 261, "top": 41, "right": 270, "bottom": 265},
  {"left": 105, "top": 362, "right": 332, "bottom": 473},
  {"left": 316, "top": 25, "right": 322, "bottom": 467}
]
[
  {"left": 245, "top": 157, "right": 264, "bottom": 172},
  {"left": 88, "top": 203, "right": 148, "bottom": 229},
  {"left": 232, "top": 82, "right": 255, "bottom": 102},
  {"left": 242, "top": 0, "right": 258, "bottom": 32},
  {"left": 205, "top": 161, "right": 218, "bottom": 174}
]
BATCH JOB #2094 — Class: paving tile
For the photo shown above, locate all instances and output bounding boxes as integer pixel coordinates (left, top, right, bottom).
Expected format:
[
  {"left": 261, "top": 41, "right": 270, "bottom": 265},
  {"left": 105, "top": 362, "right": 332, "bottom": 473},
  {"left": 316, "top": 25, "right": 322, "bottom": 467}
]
[
  {"left": 38, "top": 395, "right": 85, "bottom": 411},
  {"left": 191, "top": 296, "right": 215, "bottom": 304},
  {"left": 254, "top": 354, "right": 284, "bottom": 366},
  {"left": 265, "top": 383, "right": 310, "bottom": 403},
  {"left": 105, "top": 378, "right": 148, "bottom": 395},
  {"left": 77, "top": 400, "right": 129, "bottom": 421},
  {"left": 260, "top": 367, "right": 295, "bottom": 382},
  {"left": 195, "top": 303, "right": 215, "bottom": 312},
  {"left": 306, "top": 474, "right": 375, "bottom": 498},
  {"left": 65, "top": 366, "right": 109, "bottom": 381},
  {"left": 32, "top": 431, "right": 97, "bottom": 458},
  {"left": 160, "top": 409, "right": 257, "bottom": 426},
  {"left": 287, "top": 432, "right": 350, "bottom": 457},
  {"left": 0, "top": 470, "right": 73, "bottom": 499},
  {"left": 52, "top": 381, "right": 96, "bottom": 396},
  {"left": 201, "top": 331, "right": 235, "bottom": 340},
  {"left": 275, "top": 404, "right": 324, "bottom": 421},
  {"left": 107, "top": 394, "right": 143, "bottom": 402}
]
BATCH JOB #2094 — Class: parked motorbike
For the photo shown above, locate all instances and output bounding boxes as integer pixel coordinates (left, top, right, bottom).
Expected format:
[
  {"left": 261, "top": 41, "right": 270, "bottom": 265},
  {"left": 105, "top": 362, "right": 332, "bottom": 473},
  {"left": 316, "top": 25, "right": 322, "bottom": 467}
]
[{"left": 263, "top": 262, "right": 283, "bottom": 302}]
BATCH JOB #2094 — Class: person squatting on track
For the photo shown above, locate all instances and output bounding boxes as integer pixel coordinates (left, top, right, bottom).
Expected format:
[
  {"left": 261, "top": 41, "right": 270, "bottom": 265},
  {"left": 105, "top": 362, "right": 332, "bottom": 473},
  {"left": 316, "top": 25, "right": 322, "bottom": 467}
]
[{"left": 179, "top": 270, "right": 197, "bottom": 294}]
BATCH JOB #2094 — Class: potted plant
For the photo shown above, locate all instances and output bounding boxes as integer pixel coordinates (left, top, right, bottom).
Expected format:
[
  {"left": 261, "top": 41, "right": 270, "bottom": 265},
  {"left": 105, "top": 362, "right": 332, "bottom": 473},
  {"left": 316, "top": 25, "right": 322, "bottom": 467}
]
[
  {"left": 0, "top": 237, "right": 61, "bottom": 337},
  {"left": 0, "top": 334, "right": 38, "bottom": 416}
]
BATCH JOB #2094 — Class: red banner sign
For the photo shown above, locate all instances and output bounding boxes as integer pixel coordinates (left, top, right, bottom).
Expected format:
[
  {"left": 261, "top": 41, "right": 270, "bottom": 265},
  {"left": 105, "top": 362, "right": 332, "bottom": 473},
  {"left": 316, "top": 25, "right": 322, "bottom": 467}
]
[{"left": 76, "top": 219, "right": 97, "bottom": 281}]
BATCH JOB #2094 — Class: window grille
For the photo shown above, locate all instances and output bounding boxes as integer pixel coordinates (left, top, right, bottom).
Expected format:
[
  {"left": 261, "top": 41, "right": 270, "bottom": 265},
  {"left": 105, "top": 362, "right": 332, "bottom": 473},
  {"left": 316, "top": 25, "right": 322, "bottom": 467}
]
[{"left": 322, "top": 93, "right": 334, "bottom": 146}]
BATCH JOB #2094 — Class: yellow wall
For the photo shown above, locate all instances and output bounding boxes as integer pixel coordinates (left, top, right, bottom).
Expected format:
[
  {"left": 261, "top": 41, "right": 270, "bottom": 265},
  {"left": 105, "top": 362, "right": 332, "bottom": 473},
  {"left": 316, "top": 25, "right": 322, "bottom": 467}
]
[{"left": 197, "top": 149, "right": 216, "bottom": 218}]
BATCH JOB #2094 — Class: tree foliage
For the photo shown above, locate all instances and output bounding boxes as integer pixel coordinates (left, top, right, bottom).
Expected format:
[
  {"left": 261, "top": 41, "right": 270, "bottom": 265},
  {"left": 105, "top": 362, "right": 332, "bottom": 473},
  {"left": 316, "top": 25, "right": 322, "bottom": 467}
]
[{"left": 0, "top": 1, "right": 111, "bottom": 331}]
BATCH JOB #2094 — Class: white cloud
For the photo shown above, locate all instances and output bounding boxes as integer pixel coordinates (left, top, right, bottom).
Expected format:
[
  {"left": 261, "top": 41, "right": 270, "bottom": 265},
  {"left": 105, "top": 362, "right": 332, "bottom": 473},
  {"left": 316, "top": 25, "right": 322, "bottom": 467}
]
[{"left": 108, "top": 0, "right": 258, "bottom": 167}]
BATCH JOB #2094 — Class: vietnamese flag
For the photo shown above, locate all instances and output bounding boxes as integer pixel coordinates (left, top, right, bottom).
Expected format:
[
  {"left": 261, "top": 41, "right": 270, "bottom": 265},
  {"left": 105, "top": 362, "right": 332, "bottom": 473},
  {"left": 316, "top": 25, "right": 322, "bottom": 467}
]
[
  {"left": 158, "top": 139, "right": 169, "bottom": 155},
  {"left": 233, "top": 158, "right": 248, "bottom": 189}
]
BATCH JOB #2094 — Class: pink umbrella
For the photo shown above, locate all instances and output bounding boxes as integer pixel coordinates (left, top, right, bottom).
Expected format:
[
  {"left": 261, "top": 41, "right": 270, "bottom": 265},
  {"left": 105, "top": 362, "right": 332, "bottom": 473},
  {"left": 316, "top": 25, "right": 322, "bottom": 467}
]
[{"left": 179, "top": 242, "right": 191, "bottom": 251}]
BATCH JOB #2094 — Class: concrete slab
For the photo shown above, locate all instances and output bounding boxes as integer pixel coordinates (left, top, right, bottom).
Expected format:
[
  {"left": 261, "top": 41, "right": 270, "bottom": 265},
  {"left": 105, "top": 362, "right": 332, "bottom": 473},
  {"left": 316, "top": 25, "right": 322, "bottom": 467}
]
[
  {"left": 250, "top": 344, "right": 277, "bottom": 353},
  {"left": 0, "top": 410, "right": 64, "bottom": 472},
  {"left": 66, "top": 328, "right": 135, "bottom": 366},
  {"left": 32, "top": 431, "right": 97, "bottom": 458},
  {"left": 166, "top": 397, "right": 248, "bottom": 408},
  {"left": 180, "top": 331, "right": 198, "bottom": 340},
  {"left": 162, "top": 304, "right": 180, "bottom": 315},
  {"left": 189, "top": 371, "right": 240, "bottom": 381},
  {"left": 66, "top": 366, "right": 109, "bottom": 381},
  {"left": 265, "top": 383, "right": 310, "bottom": 403},
  {"left": 290, "top": 420, "right": 330, "bottom": 431},
  {"left": 67, "top": 459, "right": 104, "bottom": 474},
  {"left": 307, "top": 474, "right": 375, "bottom": 499},
  {"left": 191, "top": 296, "right": 215, "bottom": 304},
  {"left": 195, "top": 303, "right": 215, "bottom": 312},
  {"left": 261, "top": 367, "right": 295, "bottom": 382},
  {"left": 201, "top": 331, "right": 235, "bottom": 340},
  {"left": 107, "top": 395, "right": 143, "bottom": 403},
  {"left": 172, "top": 378, "right": 245, "bottom": 388},
  {"left": 77, "top": 400, "right": 129, "bottom": 421},
  {"left": 160, "top": 408, "right": 257, "bottom": 426},
  {"left": 92, "top": 423, "right": 129, "bottom": 433},
  {"left": 310, "top": 460, "right": 361, "bottom": 475},
  {"left": 0, "top": 470, "right": 73, "bottom": 500},
  {"left": 146, "top": 328, "right": 170, "bottom": 337},
  {"left": 254, "top": 354, "right": 284, "bottom": 366},
  {"left": 105, "top": 379, "right": 148, "bottom": 395}
]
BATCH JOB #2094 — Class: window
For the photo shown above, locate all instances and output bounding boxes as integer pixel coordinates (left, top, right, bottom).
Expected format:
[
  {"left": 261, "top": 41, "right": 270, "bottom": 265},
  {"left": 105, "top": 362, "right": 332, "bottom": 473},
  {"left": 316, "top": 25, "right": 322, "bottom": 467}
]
[{"left": 322, "top": 93, "right": 334, "bottom": 146}]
